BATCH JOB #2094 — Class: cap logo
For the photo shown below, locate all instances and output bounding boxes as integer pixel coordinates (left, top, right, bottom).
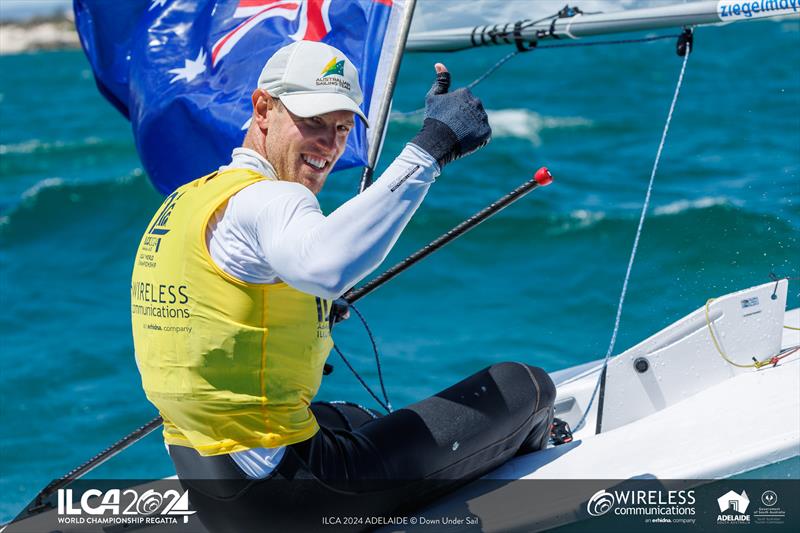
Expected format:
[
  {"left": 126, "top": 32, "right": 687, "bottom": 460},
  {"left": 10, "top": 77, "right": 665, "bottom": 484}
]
[
  {"left": 316, "top": 56, "right": 351, "bottom": 91},
  {"left": 320, "top": 57, "right": 345, "bottom": 77}
]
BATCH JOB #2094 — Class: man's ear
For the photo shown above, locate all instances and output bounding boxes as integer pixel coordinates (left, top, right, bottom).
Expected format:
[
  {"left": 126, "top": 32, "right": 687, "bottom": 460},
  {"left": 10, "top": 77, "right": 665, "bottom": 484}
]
[{"left": 251, "top": 89, "right": 274, "bottom": 130}]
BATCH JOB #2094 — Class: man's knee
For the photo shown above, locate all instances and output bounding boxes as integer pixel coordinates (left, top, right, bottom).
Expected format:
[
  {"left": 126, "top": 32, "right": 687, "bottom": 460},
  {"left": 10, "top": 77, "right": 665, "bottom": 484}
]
[
  {"left": 487, "top": 362, "right": 556, "bottom": 411},
  {"left": 527, "top": 365, "right": 556, "bottom": 410}
]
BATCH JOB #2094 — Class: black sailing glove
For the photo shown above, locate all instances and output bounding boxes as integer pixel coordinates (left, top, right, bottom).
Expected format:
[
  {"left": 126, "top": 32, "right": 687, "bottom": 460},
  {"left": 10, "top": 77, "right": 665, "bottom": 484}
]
[{"left": 409, "top": 67, "right": 492, "bottom": 168}]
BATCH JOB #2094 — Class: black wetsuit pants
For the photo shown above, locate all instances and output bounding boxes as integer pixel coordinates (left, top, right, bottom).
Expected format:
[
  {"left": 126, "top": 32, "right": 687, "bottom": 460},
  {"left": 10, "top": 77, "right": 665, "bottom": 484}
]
[{"left": 168, "top": 362, "right": 556, "bottom": 532}]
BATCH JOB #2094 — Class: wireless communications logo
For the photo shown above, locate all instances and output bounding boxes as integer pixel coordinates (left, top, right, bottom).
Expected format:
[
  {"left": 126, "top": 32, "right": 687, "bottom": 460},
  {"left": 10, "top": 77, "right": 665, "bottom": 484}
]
[
  {"left": 587, "top": 490, "right": 616, "bottom": 516},
  {"left": 585, "top": 487, "right": 696, "bottom": 525},
  {"left": 56, "top": 487, "right": 195, "bottom": 527}
]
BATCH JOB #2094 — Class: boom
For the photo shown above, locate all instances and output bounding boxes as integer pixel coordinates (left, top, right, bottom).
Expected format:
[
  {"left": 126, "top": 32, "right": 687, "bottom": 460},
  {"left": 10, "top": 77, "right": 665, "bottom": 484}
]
[{"left": 407, "top": 0, "right": 798, "bottom": 52}]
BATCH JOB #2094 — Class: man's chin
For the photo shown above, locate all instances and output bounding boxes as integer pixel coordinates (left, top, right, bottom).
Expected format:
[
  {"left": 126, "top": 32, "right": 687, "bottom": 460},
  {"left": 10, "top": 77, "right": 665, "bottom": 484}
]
[{"left": 299, "top": 173, "right": 326, "bottom": 195}]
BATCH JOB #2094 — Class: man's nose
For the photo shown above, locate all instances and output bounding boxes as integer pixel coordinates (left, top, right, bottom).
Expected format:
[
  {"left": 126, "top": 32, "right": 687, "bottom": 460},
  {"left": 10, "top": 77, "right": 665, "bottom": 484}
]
[{"left": 314, "top": 126, "right": 338, "bottom": 152}]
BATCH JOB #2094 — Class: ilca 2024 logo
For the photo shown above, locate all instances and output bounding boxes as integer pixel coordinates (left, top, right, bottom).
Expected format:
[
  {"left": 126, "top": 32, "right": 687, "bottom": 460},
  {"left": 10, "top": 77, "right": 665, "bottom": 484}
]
[{"left": 56, "top": 487, "right": 195, "bottom": 527}]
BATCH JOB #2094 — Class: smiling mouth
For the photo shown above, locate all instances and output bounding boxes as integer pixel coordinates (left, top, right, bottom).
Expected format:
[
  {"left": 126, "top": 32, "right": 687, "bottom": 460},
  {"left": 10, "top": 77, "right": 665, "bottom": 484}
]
[{"left": 302, "top": 154, "right": 329, "bottom": 171}]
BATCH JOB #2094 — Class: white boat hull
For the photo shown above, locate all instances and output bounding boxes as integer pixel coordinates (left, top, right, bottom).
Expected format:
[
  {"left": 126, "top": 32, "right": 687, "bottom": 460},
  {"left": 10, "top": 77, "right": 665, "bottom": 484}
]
[{"left": 408, "top": 282, "right": 799, "bottom": 532}]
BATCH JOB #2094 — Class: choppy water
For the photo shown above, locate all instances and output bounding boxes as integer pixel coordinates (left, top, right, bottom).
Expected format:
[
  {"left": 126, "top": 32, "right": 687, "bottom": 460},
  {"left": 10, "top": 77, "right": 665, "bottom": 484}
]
[{"left": 1, "top": 18, "right": 798, "bottom": 522}]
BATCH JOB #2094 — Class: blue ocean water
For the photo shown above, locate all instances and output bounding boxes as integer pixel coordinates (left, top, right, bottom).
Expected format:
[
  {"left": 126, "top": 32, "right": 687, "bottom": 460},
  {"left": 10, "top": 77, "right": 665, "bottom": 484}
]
[{"left": 1, "top": 18, "right": 798, "bottom": 522}]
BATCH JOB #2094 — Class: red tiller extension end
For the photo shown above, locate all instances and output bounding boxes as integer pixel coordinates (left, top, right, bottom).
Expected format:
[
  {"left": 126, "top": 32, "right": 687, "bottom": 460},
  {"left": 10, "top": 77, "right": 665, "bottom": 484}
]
[{"left": 534, "top": 167, "right": 553, "bottom": 186}]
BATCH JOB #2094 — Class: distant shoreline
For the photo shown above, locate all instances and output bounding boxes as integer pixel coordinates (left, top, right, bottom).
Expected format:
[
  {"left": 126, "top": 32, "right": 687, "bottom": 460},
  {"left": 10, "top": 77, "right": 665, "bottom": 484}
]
[{"left": 0, "top": 12, "right": 80, "bottom": 55}]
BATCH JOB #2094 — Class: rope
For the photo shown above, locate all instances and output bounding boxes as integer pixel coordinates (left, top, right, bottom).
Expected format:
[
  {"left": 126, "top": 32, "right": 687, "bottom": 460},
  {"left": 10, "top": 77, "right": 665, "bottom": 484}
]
[
  {"left": 350, "top": 304, "right": 392, "bottom": 411},
  {"left": 572, "top": 37, "right": 692, "bottom": 434},
  {"left": 465, "top": 50, "right": 520, "bottom": 91},
  {"left": 332, "top": 304, "right": 393, "bottom": 413},
  {"left": 536, "top": 33, "right": 678, "bottom": 50},
  {"left": 333, "top": 344, "right": 390, "bottom": 413},
  {"left": 706, "top": 299, "right": 799, "bottom": 368},
  {"left": 393, "top": 34, "right": 680, "bottom": 118}
]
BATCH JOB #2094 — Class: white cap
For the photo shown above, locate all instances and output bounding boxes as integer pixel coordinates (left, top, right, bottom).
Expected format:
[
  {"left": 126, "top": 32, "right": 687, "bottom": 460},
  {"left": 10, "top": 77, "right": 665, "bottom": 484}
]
[{"left": 258, "top": 40, "right": 368, "bottom": 127}]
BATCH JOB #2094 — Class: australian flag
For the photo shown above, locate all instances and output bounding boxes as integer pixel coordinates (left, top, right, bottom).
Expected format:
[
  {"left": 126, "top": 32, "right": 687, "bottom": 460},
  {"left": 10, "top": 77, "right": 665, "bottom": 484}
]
[{"left": 74, "top": 0, "right": 401, "bottom": 195}]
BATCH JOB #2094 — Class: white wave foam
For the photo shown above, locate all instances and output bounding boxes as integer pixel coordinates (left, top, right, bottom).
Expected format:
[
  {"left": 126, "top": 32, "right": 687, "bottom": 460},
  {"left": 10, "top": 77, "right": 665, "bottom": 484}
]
[
  {"left": 567, "top": 208, "right": 606, "bottom": 229},
  {"left": 487, "top": 109, "right": 592, "bottom": 146},
  {"left": 0, "top": 137, "right": 103, "bottom": 155},
  {"left": 0, "top": 139, "right": 45, "bottom": 155},
  {"left": 548, "top": 208, "right": 607, "bottom": 235},
  {"left": 653, "top": 196, "right": 735, "bottom": 215},
  {"left": 548, "top": 197, "right": 739, "bottom": 235},
  {"left": 391, "top": 108, "right": 592, "bottom": 146},
  {"left": 21, "top": 177, "right": 64, "bottom": 200}
]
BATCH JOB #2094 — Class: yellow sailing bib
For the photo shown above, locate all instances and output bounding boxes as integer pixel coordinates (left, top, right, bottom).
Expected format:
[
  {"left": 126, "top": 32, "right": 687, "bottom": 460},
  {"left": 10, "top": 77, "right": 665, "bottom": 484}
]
[{"left": 131, "top": 169, "right": 333, "bottom": 456}]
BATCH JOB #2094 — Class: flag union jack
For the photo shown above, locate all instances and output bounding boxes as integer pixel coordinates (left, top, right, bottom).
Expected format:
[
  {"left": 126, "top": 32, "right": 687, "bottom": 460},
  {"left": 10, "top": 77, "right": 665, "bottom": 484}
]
[{"left": 212, "top": 0, "right": 333, "bottom": 67}]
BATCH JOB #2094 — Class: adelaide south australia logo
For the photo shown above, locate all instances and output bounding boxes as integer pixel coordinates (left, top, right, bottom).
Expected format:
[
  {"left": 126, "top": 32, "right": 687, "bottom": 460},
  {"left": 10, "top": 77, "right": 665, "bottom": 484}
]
[
  {"left": 717, "top": 489, "right": 750, "bottom": 524},
  {"left": 316, "top": 57, "right": 350, "bottom": 90}
]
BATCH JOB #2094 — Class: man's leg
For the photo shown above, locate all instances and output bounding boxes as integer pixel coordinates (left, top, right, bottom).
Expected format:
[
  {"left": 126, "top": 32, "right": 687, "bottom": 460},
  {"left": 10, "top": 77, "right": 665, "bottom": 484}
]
[
  {"left": 296, "top": 362, "right": 555, "bottom": 488},
  {"left": 310, "top": 401, "right": 382, "bottom": 431}
]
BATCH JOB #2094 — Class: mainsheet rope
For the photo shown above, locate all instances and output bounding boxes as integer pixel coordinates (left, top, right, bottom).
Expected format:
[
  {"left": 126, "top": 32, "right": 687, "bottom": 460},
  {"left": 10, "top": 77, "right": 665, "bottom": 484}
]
[
  {"left": 332, "top": 303, "right": 393, "bottom": 413},
  {"left": 393, "top": 34, "right": 681, "bottom": 118},
  {"left": 572, "top": 36, "right": 693, "bottom": 434}
]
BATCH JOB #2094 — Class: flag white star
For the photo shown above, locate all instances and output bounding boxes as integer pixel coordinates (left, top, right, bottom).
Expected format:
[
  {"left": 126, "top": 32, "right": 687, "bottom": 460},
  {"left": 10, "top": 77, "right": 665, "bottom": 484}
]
[
  {"left": 149, "top": 0, "right": 168, "bottom": 10},
  {"left": 168, "top": 49, "right": 207, "bottom": 84}
]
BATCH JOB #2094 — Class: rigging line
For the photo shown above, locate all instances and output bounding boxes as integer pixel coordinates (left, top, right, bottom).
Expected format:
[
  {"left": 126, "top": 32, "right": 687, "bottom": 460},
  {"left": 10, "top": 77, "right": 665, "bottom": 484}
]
[
  {"left": 332, "top": 305, "right": 393, "bottom": 413},
  {"left": 349, "top": 303, "right": 392, "bottom": 411},
  {"left": 535, "top": 33, "right": 679, "bottom": 49},
  {"left": 350, "top": 304, "right": 392, "bottom": 412},
  {"left": 465, "top": 50, "right": 520, "bottom": 90},
  {"left": 572, "top": 35, "right": 693, "bottom": 435},
  {"left": 333, "top": 343, "right": 391, "bottom": 413},
  {"left": 393, "top": 34, "right": 681, "bottom": 118},
  {"left": 481, "top": 11, "right": 564, "bottom": 42},
  {"left": 503, "top": 12, "right": 560, "bottom": 34}
]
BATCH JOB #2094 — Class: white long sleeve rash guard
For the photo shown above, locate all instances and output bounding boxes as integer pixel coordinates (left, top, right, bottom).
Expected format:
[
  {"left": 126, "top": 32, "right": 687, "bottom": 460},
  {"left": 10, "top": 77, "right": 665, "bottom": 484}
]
[
  {"left": 207, "top": 143, "right": 438, "bottom": 298},
  {"left": 205, "top": 143, "right": 438, "bottom": 479}
]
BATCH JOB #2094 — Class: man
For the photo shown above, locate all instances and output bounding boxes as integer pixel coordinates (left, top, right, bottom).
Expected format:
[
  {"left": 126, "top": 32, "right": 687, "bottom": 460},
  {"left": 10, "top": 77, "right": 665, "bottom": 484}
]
[{"left": 132, "top": 40, "right": 555, "bottom": 531}]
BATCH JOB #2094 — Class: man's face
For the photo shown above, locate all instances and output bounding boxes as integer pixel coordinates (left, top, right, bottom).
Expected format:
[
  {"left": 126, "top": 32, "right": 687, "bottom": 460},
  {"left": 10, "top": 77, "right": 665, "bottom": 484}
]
[{"left": 263, "top": 96, "right": 354, "bottom": 194}]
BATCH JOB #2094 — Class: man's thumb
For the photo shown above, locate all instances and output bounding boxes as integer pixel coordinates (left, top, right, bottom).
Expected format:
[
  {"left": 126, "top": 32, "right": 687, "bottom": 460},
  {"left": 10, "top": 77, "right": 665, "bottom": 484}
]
[{"left": 428, "top": 69, "right": 451, "bottom": 97}]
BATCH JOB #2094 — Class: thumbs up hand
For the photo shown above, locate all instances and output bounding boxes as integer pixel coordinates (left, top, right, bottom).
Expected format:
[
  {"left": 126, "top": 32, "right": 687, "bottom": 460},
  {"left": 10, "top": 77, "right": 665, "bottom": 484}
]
[{"left": 410, "top": 63, "right": 492, "bottom": 168}]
